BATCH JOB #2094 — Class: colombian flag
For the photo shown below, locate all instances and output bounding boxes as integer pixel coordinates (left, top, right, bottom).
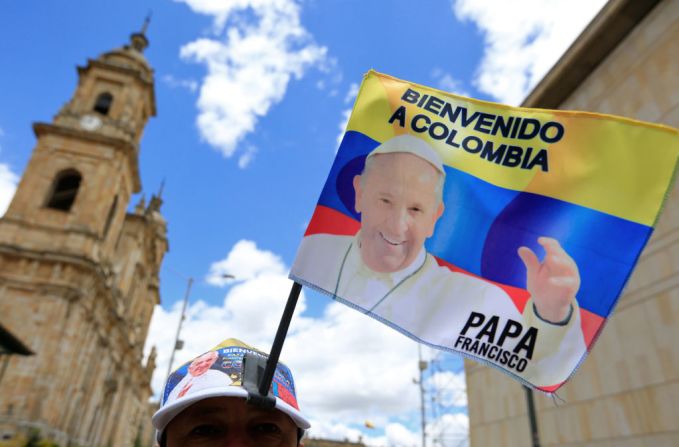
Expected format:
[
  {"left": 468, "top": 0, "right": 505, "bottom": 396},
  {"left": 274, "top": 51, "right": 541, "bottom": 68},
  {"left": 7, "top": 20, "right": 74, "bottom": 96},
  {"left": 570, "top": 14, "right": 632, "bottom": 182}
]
[{"left": 293, "top": 70, "right": 679, "bottom": 392}]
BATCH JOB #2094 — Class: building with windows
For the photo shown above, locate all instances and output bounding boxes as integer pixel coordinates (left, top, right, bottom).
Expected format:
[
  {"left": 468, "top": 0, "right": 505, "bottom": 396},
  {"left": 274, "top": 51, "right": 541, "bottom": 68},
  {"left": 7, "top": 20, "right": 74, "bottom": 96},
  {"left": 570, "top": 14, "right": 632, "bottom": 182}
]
[
  {"left": 0, "top": 25, "right": 167, "bottom": 447},
  {"left": 465, "top": 0, "right": 679, "bottom": 445}
]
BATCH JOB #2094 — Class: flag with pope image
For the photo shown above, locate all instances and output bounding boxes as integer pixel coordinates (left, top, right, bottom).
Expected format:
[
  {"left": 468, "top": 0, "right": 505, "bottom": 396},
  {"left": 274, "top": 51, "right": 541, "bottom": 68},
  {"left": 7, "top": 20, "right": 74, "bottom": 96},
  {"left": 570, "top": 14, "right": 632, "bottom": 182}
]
[{"left": 290, "top": 70, "right": 679, "bottom": 392}]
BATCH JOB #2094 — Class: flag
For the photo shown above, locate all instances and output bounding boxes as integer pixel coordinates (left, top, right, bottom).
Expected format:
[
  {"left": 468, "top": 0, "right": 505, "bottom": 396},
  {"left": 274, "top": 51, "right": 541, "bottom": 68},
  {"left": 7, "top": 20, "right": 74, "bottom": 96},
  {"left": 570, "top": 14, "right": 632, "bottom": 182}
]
[{"left": 290, "top": 70, "right": 679, "bottom": 392}]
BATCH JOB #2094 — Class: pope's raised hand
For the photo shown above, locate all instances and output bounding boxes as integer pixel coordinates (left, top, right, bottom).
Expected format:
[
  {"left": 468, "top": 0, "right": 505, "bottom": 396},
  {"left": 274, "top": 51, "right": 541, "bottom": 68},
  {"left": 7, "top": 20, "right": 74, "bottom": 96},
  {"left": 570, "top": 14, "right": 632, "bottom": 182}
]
[{"left": 518, "top": 237, "right": 580, "bottom": 324}]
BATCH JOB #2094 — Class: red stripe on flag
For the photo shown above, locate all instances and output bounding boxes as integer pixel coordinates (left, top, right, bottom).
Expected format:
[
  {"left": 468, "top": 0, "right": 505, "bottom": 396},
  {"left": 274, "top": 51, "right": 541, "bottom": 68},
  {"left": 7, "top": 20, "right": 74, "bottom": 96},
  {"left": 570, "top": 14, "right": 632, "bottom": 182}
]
[
  {"left": 304, "top": 205, "right": 360, "bottom": 237},
  {"left": 536, "top": 382, "right": 563, "bottom": 393},
  {"left": 580, "top": 308, "right": 605, "bottom": 349},
  {"left": 535, "top": 310, "right": 604, "bottom": 392},
  {"left": 434, "top": 257, "right": 531, "bottom": 313}
]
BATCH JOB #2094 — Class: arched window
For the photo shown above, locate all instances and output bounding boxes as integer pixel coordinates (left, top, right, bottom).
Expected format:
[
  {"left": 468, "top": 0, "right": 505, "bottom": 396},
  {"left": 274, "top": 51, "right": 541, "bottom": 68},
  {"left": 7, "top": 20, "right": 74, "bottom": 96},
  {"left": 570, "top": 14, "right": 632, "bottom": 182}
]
[
  {"left": 46, "top": 169, "right": 82, "bottom": 211},
  {"left": 93, "top": 92, "right": 113, "bottom": 115}
]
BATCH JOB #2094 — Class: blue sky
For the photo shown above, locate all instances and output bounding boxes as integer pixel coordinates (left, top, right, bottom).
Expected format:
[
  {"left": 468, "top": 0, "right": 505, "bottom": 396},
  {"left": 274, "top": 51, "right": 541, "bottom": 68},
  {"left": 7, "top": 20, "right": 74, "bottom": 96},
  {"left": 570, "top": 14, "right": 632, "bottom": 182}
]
[{"left": 0, "top": 1, "right": 606, "bottom": 444}]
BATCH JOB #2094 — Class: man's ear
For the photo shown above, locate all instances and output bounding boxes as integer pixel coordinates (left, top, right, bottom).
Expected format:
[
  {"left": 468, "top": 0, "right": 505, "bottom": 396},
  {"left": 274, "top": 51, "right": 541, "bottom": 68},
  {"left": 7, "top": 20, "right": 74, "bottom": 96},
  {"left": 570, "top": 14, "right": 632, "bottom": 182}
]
[{"left": 353, "top": 175, "right": 363, "bottom": 214}]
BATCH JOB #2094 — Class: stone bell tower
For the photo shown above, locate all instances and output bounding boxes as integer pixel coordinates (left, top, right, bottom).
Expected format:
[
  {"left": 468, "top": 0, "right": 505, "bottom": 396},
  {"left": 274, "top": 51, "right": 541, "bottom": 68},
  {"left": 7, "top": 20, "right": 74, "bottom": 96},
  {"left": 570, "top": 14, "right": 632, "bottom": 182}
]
[{"left": 0, "top": 21, "right": 168, "bottom": 447}]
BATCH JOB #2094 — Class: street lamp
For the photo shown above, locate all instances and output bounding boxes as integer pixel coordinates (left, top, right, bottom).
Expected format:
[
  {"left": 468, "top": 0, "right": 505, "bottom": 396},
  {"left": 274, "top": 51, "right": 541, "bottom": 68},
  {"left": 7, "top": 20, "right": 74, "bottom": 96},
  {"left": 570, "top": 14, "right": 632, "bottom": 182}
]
[
  {"left": 418, "top": 345, "right": 428, "bottom": 447},
  {"left": 412, "top": 344, "right": 428, "bottom": 447},
  {"left": 165, "top": 273, "right": 235, "bottom": 380}
]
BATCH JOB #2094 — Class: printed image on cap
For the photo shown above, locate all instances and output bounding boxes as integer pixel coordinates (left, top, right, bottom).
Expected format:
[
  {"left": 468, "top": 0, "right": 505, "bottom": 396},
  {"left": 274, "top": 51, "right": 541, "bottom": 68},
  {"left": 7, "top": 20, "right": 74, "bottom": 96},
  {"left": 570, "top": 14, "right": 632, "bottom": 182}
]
[
  {"left": 162, "top": 339, "right": 299, "bottom": 410},
  {"left": 153, "top": 338, "right": 309, "bottom": 438}
]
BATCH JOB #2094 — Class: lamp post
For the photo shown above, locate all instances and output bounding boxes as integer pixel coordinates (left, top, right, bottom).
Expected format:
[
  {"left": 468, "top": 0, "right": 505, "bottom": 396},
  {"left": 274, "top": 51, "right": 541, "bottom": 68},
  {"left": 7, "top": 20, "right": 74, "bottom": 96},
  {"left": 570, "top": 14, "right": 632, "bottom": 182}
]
[
  {"left": 165, "top": 277, "right": 193, "bottom": 380},
  {"left": 524, "top": 385, "right": 540, "bottom": 447},
  {"left": 165, "top": 273, "right": 234, "bottom": 379},
  {"left": 418, "top": 345, "right": 428, "bottom": 447}
]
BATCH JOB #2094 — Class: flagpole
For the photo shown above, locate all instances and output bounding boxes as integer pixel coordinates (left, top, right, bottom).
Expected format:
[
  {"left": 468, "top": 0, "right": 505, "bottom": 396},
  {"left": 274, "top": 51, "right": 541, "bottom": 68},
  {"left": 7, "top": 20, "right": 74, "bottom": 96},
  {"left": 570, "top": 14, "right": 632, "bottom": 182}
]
[{"left": 258, "top": 281, "right": 303, "bottom": 396}]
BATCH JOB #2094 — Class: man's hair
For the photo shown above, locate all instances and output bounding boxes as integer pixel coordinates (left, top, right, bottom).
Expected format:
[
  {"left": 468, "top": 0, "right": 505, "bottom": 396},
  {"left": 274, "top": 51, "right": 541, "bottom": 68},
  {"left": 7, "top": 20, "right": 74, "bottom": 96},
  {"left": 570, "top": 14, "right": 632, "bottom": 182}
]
[{"left": 360, "top": 152, "right": 445, "bottom": 203}]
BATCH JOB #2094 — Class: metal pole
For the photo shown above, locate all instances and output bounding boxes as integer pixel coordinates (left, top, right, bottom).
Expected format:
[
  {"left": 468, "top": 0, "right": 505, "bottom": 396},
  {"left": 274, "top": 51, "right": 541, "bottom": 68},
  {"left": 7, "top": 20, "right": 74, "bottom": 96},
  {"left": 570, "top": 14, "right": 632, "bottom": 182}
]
[
  {"left": 258, "top": 282, "right": 302, "bottom": 396},
  {"left": 166, "top": 277, "right": 194, "bottom": 379},
  {"left": 418, "top": 345, "right": 427, "bottom": 447},
  {"left": 524, "top": 386, "right": 540, "bottom": 447}
]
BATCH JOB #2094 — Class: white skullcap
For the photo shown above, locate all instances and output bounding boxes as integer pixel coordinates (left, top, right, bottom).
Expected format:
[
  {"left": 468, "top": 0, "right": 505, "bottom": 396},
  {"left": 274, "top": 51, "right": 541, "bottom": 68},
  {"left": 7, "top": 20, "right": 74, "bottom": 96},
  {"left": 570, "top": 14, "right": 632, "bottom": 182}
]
[{"left": 367, "top": 134, "right": 445, "bottom": 174}]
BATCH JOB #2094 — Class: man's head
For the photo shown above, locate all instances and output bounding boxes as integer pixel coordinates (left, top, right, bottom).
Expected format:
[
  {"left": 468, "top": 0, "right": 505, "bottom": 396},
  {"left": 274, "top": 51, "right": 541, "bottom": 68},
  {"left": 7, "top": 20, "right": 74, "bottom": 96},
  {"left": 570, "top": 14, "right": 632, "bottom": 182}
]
[
  {"left": 163, "top": 397, "right": 299, "bottom": 447},
  {"left": 353, "top": 135, "right": 446, "bottom": 273},
  {"left": 153, "top": 339, "right": 309, "bottom": 446},
  {"left": 188, "top": 350, "right": 218, "bottom": 377}
]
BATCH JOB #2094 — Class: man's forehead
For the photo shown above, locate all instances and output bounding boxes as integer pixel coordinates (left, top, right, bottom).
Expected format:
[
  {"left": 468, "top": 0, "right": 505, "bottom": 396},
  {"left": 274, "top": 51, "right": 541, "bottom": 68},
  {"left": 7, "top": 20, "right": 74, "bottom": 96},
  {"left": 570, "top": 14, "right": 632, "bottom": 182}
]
[{"left": 180, "top": 397, "right": 292, "bottom": 421}]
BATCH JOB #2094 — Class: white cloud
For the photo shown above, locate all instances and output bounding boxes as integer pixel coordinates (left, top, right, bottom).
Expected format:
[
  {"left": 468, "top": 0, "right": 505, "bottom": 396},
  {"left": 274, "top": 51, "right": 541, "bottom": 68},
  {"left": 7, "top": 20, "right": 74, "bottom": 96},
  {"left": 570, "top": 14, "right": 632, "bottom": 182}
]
[
  {"left": 145, "top": 241, "right": 302, "bottom": 391},
  {"left": 162, "top": 74, "right": 199, "bottom": 92},
  {"left": 427, "top": 413, "right": 469, "bottom": 447},
  {"left": 305, "top": 420, "right": 367, "bottom": 444},
  {"left": 383, "top": 423, "right": 421, "bottom": 447},
  {"left": 206, "top": 239, "right": 284, "bottom": 285},
  {"left": 431, "top": 69, "right": 470, "bottom": 97},
  {"left": 453, "top": 0, "right": 607, "bottom": 105},
  {"left": 0, "top": 164, "right": 19, "bottom": 216},
  {"left": 354, "top": 414, "right": 469, "bottom": 447},
  {"left": 177, "top": 0, "right": 327, "bottom": 161},
  {"left": 336, "top": 108, "right": 352, "bottom": 148},
  {"left": 336, "top": 82, "right": 359, "bottom": 148},
  {"left": 237, "top": 144, "right": 257, "bottom": 168},
  {"left": 315, "top": 58, "right": 343, "bottom": 97},
  {"left": 145, "top": 239, "right": 468, "bottom": 444},
  {"left": 344, "top": 83, "right": 360, "bottom": 104}
]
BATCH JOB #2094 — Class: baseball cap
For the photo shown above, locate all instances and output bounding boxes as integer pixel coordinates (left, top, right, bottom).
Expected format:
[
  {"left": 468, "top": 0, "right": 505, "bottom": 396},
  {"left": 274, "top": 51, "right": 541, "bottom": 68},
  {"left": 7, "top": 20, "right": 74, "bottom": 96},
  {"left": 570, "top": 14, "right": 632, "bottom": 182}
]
[
  {"left": 152, "top": 338, "right": 310, "bottom": 441},
  {"left": 368, "top": 134, "right": 445, "bottom": 175}
]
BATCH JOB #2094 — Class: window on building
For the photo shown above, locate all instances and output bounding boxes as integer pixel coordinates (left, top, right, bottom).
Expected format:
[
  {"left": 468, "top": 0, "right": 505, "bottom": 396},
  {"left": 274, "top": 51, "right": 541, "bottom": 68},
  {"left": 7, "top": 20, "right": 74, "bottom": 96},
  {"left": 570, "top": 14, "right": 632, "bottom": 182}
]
[
  {"left": 103, "top": 195, "right": 118, "bottom": 237},
  {"left": 93, "top": 92, "right": 113, "bottom": 115},
  {"left": 46, "top": 170, "right": 82, "bottom": 211}
]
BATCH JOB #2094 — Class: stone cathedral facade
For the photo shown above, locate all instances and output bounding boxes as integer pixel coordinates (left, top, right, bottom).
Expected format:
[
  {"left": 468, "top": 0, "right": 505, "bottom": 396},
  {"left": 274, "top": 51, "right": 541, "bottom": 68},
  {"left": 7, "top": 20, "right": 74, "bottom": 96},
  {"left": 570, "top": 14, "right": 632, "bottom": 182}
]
[{"left": 0, "top": 27, "right": 167, "bottom": 447}]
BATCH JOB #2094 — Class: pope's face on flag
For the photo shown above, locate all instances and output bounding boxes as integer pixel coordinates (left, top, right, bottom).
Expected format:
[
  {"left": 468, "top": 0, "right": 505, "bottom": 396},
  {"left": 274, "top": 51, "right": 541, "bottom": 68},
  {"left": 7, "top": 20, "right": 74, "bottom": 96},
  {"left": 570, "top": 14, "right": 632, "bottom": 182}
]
[{"left": 353, "top": 151, "right": 444, "bottom": 273}]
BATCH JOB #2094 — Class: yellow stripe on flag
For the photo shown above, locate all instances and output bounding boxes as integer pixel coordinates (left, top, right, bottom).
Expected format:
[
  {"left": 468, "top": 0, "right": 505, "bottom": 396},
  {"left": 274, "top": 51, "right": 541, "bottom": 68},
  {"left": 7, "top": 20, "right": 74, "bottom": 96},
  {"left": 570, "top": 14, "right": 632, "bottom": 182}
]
[{"left": 346, "top": 70, "right": 679, "bottom": 226}]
